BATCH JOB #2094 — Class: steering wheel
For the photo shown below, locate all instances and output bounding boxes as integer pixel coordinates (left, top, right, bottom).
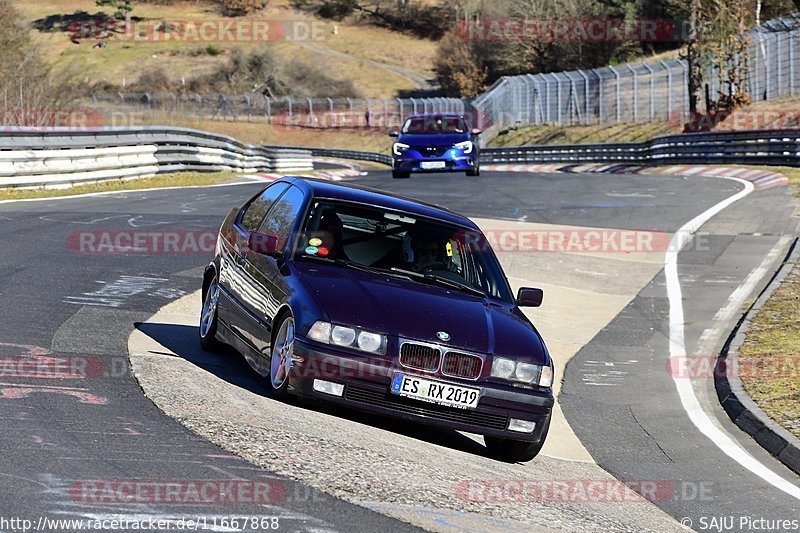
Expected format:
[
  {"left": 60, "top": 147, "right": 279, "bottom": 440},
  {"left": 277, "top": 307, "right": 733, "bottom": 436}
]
[{"left": 419, "top": 261, "right": 448, "bottom": 274}]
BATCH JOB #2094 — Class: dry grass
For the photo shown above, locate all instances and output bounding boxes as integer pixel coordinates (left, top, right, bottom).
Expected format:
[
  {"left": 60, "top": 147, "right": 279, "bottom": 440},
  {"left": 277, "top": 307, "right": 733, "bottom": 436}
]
[
  {"left": 129, "top": 112, "right": 392, "bottom": 151},
  {"left": 20, "top": 0, "right": 434, "bottom": 97},
  {"left": 739, "top": 266, "right": 800, "bottom": 440},
  {"left": 0, "top": 171, "right": 239, "bottom": 200},
  {"left": 490, "top": 96, "right": 800, "bottom": 148}
]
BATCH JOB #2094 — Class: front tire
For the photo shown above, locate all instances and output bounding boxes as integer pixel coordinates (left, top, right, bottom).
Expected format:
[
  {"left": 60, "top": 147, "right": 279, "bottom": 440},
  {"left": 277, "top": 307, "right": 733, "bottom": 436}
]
[
  {"left": 466, "top": 165, "right": 480, "bottom": 177},
  {"left": 484, "top": 416, "right": 550, "bottom": 463},
  {"left": 392, "top": 170, "right": 410, "bottom": 179},
  {"left": 269, "top": 315, "right": 295, "bottom": 398},
  {"left": 199, "top": 275, "right": 223, "bottom": 352}
]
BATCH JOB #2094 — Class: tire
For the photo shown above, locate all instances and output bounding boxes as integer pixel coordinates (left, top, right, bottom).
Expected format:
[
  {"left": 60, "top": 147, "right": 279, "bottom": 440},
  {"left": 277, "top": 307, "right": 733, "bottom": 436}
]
[
  {"left": 392, "top": 170, "right": 410, "bottom": 179},
  {"left": 466, "top": 165, "right": 480, "bottom": 177},
  {"left": 199, "top": 274, "right": 223, "bottom": 352},
  {"left": 269, "top": 314, "right": 295, "bottom": 399},
  {"left": 484, "top": 416, "right": 550, "bottom": 463}
]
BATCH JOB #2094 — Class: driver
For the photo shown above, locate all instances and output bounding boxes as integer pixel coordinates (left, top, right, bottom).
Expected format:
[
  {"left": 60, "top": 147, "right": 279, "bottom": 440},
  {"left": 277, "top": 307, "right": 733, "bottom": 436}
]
[{"left": 409, "top": 235, "right": 443, "bottom": 272}]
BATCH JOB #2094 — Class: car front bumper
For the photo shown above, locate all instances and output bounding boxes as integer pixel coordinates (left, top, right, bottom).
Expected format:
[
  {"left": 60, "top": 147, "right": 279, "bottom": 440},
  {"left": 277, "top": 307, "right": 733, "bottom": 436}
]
[
  {"left": 287, "top": 339, "right": 553, "bottom": 442},
  {"left": 393, "top": 149, "right": 478, "bottom": 173}
]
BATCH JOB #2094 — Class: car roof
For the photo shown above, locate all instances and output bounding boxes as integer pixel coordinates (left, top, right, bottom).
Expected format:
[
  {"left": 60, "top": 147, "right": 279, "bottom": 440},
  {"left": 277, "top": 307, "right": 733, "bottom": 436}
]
[
  {"left": 405, "top": 113, "right": 467, "bottom": 120},
  {"left": 282, "top": 177, "right": 478, "bottom": 229}
]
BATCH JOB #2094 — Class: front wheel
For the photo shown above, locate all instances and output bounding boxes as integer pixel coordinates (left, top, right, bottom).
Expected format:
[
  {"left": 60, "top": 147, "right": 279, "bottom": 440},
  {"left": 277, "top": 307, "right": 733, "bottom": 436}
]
[
  {"left": 199, "top": 275, "right": 223, "bottom": 352},
  {"left": 269, "top": 315, "right": 295, "bottom": 398},
  {"left": 392, "top": 170, "right": 410, "bottom": 179},
  {"left": 484, "top": 417, "right": 550, "bottom": 463},
  {"left": 466, "top": 165, "right": 480, "bottom": 177}
]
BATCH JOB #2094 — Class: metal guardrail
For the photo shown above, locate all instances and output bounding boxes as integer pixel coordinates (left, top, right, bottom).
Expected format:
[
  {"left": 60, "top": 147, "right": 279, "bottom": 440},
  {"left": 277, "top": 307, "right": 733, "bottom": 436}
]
[
  {"left": 0, "top": 126, "right": 313, "bottom": 188},
  {"left": 481, "top": 129, "right": 800, "bottom": 166},
  {"left": 269, "top": 129, "right": 800, "bottom": 169}
]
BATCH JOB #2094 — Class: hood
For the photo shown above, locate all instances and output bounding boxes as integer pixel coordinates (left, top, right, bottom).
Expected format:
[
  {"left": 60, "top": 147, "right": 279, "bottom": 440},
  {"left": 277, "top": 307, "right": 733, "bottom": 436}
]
[
  {"left": 397, "top": 132, "right": 470, "bottom": 146},
  {"left": 294, "top": 261, "right": 547, "bottom": 364}
]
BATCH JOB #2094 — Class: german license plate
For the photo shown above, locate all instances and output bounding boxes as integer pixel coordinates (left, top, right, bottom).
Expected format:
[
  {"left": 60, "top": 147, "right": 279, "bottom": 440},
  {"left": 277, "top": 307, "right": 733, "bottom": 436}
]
[
  {"left": 420, "top": 161, "right": 446, "bottom": 169},
  {"left": 390, "top": 373, "right": 479, "bottom": 409}
]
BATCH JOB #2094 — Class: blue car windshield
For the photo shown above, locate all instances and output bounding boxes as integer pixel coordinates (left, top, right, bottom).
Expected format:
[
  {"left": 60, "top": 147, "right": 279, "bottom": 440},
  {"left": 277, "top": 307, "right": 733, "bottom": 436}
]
[
  {"left": 402, "top": 116, "right": 468, "bottom": 134},
  {"left": 294, "top": 200, "right": 514, "bottom": 302}
]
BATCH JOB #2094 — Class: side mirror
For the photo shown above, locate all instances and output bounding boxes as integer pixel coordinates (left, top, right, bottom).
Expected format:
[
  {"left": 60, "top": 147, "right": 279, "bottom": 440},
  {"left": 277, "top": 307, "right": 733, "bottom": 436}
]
[
  {"left": 248, "top": 231, "right": 279, "bottom": 257},
  {"left": 471, "top": 128, "right": 482, "bottom": 136},
  {"left": 517, "top": 287, "right": 543, "bottom": 308},
  {"left": 388, "top": 130, "right": 399, "bottom": 137}
]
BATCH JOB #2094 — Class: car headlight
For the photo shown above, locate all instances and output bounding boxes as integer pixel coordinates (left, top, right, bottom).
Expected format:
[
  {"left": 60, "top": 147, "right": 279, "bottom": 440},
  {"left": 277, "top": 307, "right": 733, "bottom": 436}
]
[
  {"left": 454, "top": 140, "right": 473, "bottom": 154},
  {"left": 307, "top": 320, "right": 387, "bottom": 355},
  {"left": 491, "top": 357, "right": 553, "bottom": 387},
  {"left": 393, "top": 142, "right": 410, "bottom": 156}
]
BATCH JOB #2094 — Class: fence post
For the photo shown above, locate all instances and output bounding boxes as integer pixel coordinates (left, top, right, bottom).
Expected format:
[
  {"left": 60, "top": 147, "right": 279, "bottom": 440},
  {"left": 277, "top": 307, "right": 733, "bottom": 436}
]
[
  {"left": 661, "top": 61, "right": 673, "bottom": 122},
  {"left": 625, "top": 64, "right": 637, "bottom": 122},
  {"left": 593, "top": 69, "right": 603, "bottom": 124},
  {"left": 397, "top": 98, "right": 404, "bottom": 124},
  {"left": 265, "top": 96, "right": 271, "bottom": 124},
  {"left": 577, "top": 70, "right": 590, "bottom": 125},
  {"left": 608, "top": 66, "right": 621, "bottom": 123},
  {"left": 777, "top": 32, "right": 783, "bottom": 98},
  {"left": 642, "top": 63, "right": 655, "bottom": 122},
  {"left": 791, "top": 31, "right": 797, "bottom": 96}
]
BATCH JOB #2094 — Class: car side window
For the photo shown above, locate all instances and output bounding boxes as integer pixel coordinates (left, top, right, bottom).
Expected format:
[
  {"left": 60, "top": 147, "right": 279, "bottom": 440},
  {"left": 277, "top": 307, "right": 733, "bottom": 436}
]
[
  {"left": 258, "top": 186, "right": 306, "bottom": 251},
  {"left": 239, "top": 183, "right": 290, "bottom": 232}
]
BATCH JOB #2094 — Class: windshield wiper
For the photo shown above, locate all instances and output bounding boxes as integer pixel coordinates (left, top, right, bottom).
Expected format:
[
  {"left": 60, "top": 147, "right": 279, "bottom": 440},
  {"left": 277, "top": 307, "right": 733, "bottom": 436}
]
[
  {"left": 302, "top": 255, "right": 409, "bottom": 279},
  {"left": 388, "top": 267, "right": 486, "bottom": 297}
]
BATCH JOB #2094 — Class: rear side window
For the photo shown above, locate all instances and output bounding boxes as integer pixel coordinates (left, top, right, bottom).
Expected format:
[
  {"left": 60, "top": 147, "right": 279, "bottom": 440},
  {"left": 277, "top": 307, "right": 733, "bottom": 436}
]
[
  {"left": 258, "top": 186, "right": 306, "bottom": 251},
  {"left": 239, "top": 183, "right": 289, "bottom": 232}
]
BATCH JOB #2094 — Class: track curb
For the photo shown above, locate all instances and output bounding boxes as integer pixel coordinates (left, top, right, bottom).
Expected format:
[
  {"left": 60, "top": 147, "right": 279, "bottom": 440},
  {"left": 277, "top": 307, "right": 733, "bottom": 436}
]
[{"left": 715, "top": 237, "right": 800, "bottom": 476}]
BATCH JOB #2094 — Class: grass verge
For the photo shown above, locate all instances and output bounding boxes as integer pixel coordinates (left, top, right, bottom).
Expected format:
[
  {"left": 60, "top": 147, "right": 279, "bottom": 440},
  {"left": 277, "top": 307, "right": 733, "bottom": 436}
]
[
  {"left": 0, "top": 171, "right": 241, "bottom": 201},
  {"left": 738, "top": 262, "right": 800, "bottom": 440}
]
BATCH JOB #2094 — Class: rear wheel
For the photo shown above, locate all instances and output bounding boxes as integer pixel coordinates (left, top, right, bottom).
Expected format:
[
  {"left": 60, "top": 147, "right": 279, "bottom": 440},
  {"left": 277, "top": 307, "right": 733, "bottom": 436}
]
[
  {"left": 199, "top": 275, "right": 222, "bottom": 352},
  {"left": 484, "top": 416, "right": 550, "bottom": 463},
  {"left": 392, "top": 170, "right": 410, "bottom": 179},
  {"left": 269, "top": 315, "right": 295, "bottom": 398}
]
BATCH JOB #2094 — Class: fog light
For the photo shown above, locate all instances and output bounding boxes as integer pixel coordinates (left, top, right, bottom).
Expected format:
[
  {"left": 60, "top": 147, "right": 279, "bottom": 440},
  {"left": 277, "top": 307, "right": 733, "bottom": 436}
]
[
  {"left": 313, "top": 379, "right": 344, "bottom": 397},
  {"left": 508, "top": 418, "right": 536, "bottom": 433}
]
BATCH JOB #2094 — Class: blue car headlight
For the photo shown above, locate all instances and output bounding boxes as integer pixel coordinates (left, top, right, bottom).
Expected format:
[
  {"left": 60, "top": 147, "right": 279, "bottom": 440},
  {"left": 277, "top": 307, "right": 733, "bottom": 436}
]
[
  {"left": 454, "top": 140, "right": 473, "bottom": 154},
  {"left": 491, "top": 357, "right": 553, "bottom": 387},
  {"left": 307, "top": 321, "right": 387, "bottom": 355},
  {"left": 393, "top": 142, "right": 410, "bottom": 156}
]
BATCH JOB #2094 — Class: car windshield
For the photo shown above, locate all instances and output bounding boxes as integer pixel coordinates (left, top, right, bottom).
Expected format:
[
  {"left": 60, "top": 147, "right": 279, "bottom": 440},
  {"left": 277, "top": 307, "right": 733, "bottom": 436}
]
[
  {"left": 294, "top": 200, "right": 513, "bottom": 302},
  {"left": 402, "top": 116, "right": 468, "bottom": 134}
]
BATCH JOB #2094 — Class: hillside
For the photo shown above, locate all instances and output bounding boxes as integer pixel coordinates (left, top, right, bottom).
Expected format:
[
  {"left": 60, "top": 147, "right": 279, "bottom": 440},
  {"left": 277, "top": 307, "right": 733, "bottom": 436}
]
[{"left": 20, "top": 0, "right": 438, "bottom": 98}]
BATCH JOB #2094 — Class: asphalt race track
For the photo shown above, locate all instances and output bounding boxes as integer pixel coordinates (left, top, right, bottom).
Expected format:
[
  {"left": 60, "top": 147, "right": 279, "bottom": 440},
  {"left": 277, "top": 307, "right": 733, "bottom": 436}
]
[{"left": 0, "top": 168, "right": 798, "bottom": 532}]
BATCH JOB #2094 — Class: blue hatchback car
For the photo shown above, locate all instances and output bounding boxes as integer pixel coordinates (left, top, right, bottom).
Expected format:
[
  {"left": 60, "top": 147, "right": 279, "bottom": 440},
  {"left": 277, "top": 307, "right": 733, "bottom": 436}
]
[{"left": 389, "top": 114, "right": 481, "bottom": 179}]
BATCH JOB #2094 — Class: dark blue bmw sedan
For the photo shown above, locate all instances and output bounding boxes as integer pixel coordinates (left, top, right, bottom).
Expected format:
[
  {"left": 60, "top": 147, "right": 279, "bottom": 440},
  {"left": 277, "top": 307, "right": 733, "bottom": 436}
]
[
  {"left": 199, "top": 177, "right": 553, "bottom": 462},
  {"left": 389, "top": 114, "right": 481, "bottom": 179}
]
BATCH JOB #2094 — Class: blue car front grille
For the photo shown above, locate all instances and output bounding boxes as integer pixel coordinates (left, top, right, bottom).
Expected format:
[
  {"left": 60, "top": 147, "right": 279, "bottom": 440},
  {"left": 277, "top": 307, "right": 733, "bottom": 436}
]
[{"left": 419, "top": 145, "right": 451, "bottom": 157}]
